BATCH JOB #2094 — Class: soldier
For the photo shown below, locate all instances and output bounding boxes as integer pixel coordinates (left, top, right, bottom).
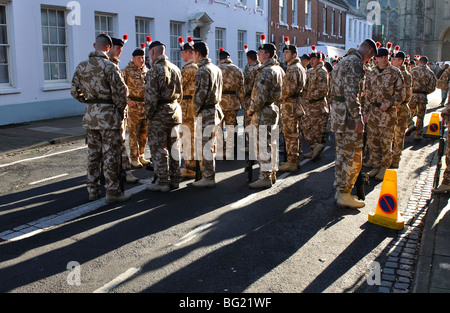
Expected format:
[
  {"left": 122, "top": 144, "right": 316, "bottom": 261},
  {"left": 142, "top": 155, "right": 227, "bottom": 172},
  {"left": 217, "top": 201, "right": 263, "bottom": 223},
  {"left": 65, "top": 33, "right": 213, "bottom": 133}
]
[
  {"left": 217, "top": 49, "right": 244, "bottom": 159},
  {"left": 178, "top": 36, "right": 198, "bottom": 179},
  {"left": 364, "top": 45, "right": 406, "bottom": 181},
  {"left": 71, "top": 34, "right": 130, "bottom": 204},
  {"left": 122, "top": 46, "right": 150, "bottom": 170},
  {"left": 243, "top": 49, "right": 260, "bottom": 131},
  {"left": 145, "top": 40, "right": 183, "bottom": 192},
  {"left": 246, "top": 35, "right": 283, "bottom": 189},
  {"left": 191, "top": 41, "right": 223, "bottom": 188},
  {"left": 438, "top": 65, "right": 450, "bottom": 106},
  {"left": 390, "top": 46, "right": 413, "bottom": 169},
  {"left": 408, "top": 56, "right": 437, "bottom": 141},
  {"left": 302, "top": 46, "right": 329, "bottom": 161},
  {"left": 330, "top": 39, "right": 377, "bottom": 209},
  {"left": 109, "top": 36, "right": 139, "bottom": 183},
  {"left": 278, "top": 37, "right": 306, "bottom": 172},
  {"left": 300, "top": 54, "right": 310, "bottom": 70}
]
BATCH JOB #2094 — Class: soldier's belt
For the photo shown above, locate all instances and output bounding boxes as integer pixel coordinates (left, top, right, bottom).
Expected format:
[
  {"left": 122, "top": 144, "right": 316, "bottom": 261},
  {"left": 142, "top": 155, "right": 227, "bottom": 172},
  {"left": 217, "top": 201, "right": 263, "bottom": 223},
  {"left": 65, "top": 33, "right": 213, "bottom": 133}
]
[
  {"left": 129, "top": 96, "right": 144, "bottom": 102},
  {"left": 182, "top": 95, "right": 193, "bottom": 100},
  {"left": 157, "top": 99, "right": 176, "bottom": 104},
  {"left": 333, "top": 96, "right": 345, "bottom": 102},
  {"left": 86, "top": 98, "right": 114, "bottom": 104},
  {"left": 309, "top": 97, "right": 325, "bottom": 104},
  {"left": 264, "top": 102, "right": 273, "bottom": 106},
  {"left": 222, "top": 90, "right": 238, "bottom": 95},
  {"left": 371, "top": 102, "right": 382, "bottom": 107},
  {"left": 413, "top": 91, "right": 427, "bottom": 95},
  {"left": 199, "top": 104, "right": 216, "bottom": 111}
]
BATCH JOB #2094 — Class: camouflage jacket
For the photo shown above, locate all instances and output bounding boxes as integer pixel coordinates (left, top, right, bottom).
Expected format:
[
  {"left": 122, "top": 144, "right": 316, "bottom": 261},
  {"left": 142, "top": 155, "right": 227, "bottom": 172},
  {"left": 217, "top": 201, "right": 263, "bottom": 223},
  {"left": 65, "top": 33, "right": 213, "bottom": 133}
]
[
  {"left": 248, "top": 58, "right": 283, "bottom": 114},
  {"left": 438, "top": 67, "right": 450, "bottom": 89},
  {"left": 218, "top": 59, "right": 244, "bottom": 111},
  {"left": 399, "top": 64, "right": 413, "bottom": 104},
  {"left": 107, "top": 52, "right": 120, "bottom": 66},
  {"left": 410, "top": 64, "right": 437, "bottom": 103},
  {"left": 71, "top": 51, "right": 128, "bottom": 130},
  {"left": 329, "top": 49, "right": 365, "bottom": 133},
  {"left": 281, "top": 57, "right": 306, "bottom": 104},
  {"left": 122, "top": 60, "right": 148, "bottom": 101},
  {"left": 304, "top": 61, "right": 329, "bottom": 113},
  {"left": 193, "top": 58, "right": 223, "bottom": 114},
  {"left": 145, "top": 55, "right": 183, "bottom": 124},
  {"left": 243, "top": 60, "right": 261, "bottom": 108},
  {"left": 364, "top": 63, "right": 405, "bottom": 115},
  {"left": 181, "top": 60, "right": 198, "bottom": 97}
]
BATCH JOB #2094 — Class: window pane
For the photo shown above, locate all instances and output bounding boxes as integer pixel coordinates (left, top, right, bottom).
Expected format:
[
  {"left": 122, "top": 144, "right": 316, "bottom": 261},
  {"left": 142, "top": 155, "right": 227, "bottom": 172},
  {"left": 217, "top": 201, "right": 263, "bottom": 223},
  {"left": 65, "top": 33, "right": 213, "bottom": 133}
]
[
  {"left": 101, "top": 16, "right": 107, "bottom": 31},
  {"left": 48, "top": 9, "right": 57, "bottom": 27},
  {"left": 49, "top": 46, "right": 58, "bottom": 63},
  {"left": 50, "top": 63, "right": 59, "bottom": 80},
  {"left": 58, "top": 46, "right": 66, "bottom": 62},
  {"left": 58, "top": 27, "right": 66, "bottom": 44},
  {"left": 0, "top": 46, "right": 7, "bottom": 64},
  {"left": 44, "top": 63, "right": 50, "bottom": 80},
  {"left": 50, "top": 27, "right": 58, "bottom": 44},
  {"left": 43, "top": 46, "right": 49, "bottom": 62},
  {"left": 59, "top": 63, "right": 67, "bottom": 79},
  {"left": 0, "top": 64, "right": 8, "bottom": 83},
  {"left": 41, "top": 9, "right": 48, "bottom": 26},
  {"left": 57, "top": 10, "right": 65, "bottom": 27},
  {"left": 41, "top": 26, "right": 49, "bottom": 44},
  {"left": 0, "top": 25, "right": 7, "bottom": 44}
]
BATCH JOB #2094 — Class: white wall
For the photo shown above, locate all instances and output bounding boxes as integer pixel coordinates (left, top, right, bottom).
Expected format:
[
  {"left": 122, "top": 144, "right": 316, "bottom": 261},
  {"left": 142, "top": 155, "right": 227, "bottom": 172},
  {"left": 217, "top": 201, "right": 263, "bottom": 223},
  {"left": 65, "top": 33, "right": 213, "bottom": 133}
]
[
  {"left": 345, "top": 14, "right": 372, "bottom": 51},
  {"left": 0, "top": 0, "right": 268, "bottom": 125}
]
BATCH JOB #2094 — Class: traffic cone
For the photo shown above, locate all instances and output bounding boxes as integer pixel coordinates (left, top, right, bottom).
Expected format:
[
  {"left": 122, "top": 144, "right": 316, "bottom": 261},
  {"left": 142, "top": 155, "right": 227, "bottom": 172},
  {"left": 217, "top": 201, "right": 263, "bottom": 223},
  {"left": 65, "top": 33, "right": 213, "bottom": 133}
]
[
  {"left": 368, "top": 169, "right": 404, "bottom": 230},
  {"left": 424, "top": 112, "right": 441, "bottom": 139}
]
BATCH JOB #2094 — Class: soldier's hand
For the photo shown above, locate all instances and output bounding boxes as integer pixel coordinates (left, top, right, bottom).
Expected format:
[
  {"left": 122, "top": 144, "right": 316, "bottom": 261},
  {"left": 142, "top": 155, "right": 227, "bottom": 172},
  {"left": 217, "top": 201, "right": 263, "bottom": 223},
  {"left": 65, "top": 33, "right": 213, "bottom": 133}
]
[
  {"left": 380, "top": 103, "right": 388, "bottom": 112},
  {"left": 128, "top": 100, "right": 136, "bottom": 107},
  {"left": 247, "top": 110, "right": 253, "bottom": 117}
]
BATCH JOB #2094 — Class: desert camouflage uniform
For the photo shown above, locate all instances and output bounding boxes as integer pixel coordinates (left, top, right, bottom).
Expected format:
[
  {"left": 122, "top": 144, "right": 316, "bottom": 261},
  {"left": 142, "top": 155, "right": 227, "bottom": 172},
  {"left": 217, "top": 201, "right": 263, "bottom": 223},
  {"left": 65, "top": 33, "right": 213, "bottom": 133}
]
[
  {"left": 122, "top": 60, "right": 149, "bottom": 162},
  {"left": 303, "top": 61, "right": 329, "bottom": 153},
  {"left": 218, "top": 59, "right": 245, "bottom": 126},
  {"left": 71, "top": 51, "right": 128, "bottom": 195},
  {"left": 243, "top": 60, "right": 261, "bottom": 129},
  {"left": 439, "top": 67, "right": 450, "bottom": 92},
  {"left": 248, "top": 58, "right": 283, "bottom": 180},
  {"left": 193, "top": 57, "right": 223, "bottom": 180},
  {"left": 280, "top": 57, "right": 306, "bottom": 164},
  {"left": 145, "top": 55, "right": 183, "bottom": 186},
  {"left": 108, "top": 52, "right": 132, "bottom": 171},
  {"left": 180, "top": 60, "right": 198, "bottom": 171},
  {"left": 409, "top": 64, "right": 437, "bottom": 137},
  {"left": 392, "top": 64, "right": 412, "bottom": 165},
  {"left": 364, "top": 63, "right": 405, "bottom": 169},
  {"left": 329, "top": 49, "right": 365, "bottom": 194}
]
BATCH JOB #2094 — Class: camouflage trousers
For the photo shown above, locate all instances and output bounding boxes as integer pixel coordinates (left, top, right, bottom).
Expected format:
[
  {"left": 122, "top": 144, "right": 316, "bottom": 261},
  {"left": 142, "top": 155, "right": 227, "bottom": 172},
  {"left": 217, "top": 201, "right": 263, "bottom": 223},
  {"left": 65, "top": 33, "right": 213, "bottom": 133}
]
[
  {"left": 86, "top": 129, "right": 122, "bottom": 195},
  {"left": 181, "top": 99, "right": 196, "bottom": 170},
  {"left": 442, "top": 129, "right": 450, "bottom": 185},
  {"left": 127, "top": 104, "right": 148, "bottom": 161},
  {"left": 409, "top": 100, "right": 427, "bottom": 136},
  {"left": 366, "top": 105, "right": 397, "bottom": 169},
  {"left": 121, "top": 121, "right": 131, "bottom": 171},
  {"left": 334, "top": 131, "right": 363, "bottom": 194},
  {"left": 250, "top": 104, "right": 279, "bottom": 180},
  {"left": 196, "top": 107, "right": 223, "bottom": 179},
  {"left": 220, "top": 110, "right": 238, "bottom": 157},
  {"left": 281, "top": 102, "right": 301, "bottom": 164},
  {"left": 303, "top": 104, "right": 327, "bottom": 152},
  {"left": 148, "top": 119, "right": 181, "bottom": 185},
  {"left": 393, "top": 103, "right": 411, "bottom": 163}
]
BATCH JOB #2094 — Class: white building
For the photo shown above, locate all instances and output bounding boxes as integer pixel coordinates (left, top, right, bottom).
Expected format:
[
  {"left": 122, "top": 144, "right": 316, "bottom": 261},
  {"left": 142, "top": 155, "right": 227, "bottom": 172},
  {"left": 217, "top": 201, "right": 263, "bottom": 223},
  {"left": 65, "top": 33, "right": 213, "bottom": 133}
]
[
  {"left": 0, "top": 0, "right": 268, "bottom": 126},
  {"left": 343, "top": 0, "right": 372, "bottom": 50}
]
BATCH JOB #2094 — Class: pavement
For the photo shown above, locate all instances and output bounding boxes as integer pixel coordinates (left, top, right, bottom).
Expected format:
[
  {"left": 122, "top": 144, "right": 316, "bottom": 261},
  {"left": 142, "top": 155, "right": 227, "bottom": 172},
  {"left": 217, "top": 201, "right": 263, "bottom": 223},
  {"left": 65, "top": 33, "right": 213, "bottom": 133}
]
[{"left": 0, "top": 113, "right": 449, "bottom": 293}]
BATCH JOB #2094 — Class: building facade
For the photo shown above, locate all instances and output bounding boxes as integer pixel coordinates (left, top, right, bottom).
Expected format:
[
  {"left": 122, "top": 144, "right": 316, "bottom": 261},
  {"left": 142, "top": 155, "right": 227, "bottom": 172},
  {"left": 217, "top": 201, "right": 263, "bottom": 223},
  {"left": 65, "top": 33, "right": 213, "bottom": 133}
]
[
  {"left": 359, "top": 0, "right": 450, "bottom": 62},
  {"left": 344, "top": 0, "right": 373, "bottom": 50},
  {"left": 0, "top": 0, "right": 268, "bottom": 126}
]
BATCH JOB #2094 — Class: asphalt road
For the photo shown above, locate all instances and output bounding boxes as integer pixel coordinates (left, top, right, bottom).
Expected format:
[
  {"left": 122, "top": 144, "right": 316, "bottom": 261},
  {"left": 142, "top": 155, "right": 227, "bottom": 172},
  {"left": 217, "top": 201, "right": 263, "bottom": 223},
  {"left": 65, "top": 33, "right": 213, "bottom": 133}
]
[{"left": 0, "top": 115, "right": 439, "bottom": 295}]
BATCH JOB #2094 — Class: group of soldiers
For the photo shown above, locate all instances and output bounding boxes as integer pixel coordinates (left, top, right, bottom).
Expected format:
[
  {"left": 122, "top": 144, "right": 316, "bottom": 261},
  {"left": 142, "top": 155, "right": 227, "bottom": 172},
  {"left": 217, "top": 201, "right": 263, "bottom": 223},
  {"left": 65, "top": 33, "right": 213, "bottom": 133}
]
[{"left": 71, "top": 32, "right": 446, "bottom": 209}]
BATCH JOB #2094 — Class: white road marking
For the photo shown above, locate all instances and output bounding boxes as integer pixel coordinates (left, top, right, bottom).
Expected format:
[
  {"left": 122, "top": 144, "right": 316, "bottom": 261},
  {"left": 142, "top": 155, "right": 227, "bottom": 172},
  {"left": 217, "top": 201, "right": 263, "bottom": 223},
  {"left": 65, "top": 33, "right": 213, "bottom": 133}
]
[
  {"left": 0, "top": 146, "right": 333, "bottom": 242},
  {"left": 93, "top": 267, "right": 141, "bottom": 293},
  {"left": 29, "top": 173, "right": 69, "bottom": 185},
  {"left": 172, "top": 222, "right": 214, "bottom": 247},
  {"left": 0, "top": 146, "right": 87, "bottom": 168},
  {"left": 0, "top": 179, "right": 151, "bottom": 241}
]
